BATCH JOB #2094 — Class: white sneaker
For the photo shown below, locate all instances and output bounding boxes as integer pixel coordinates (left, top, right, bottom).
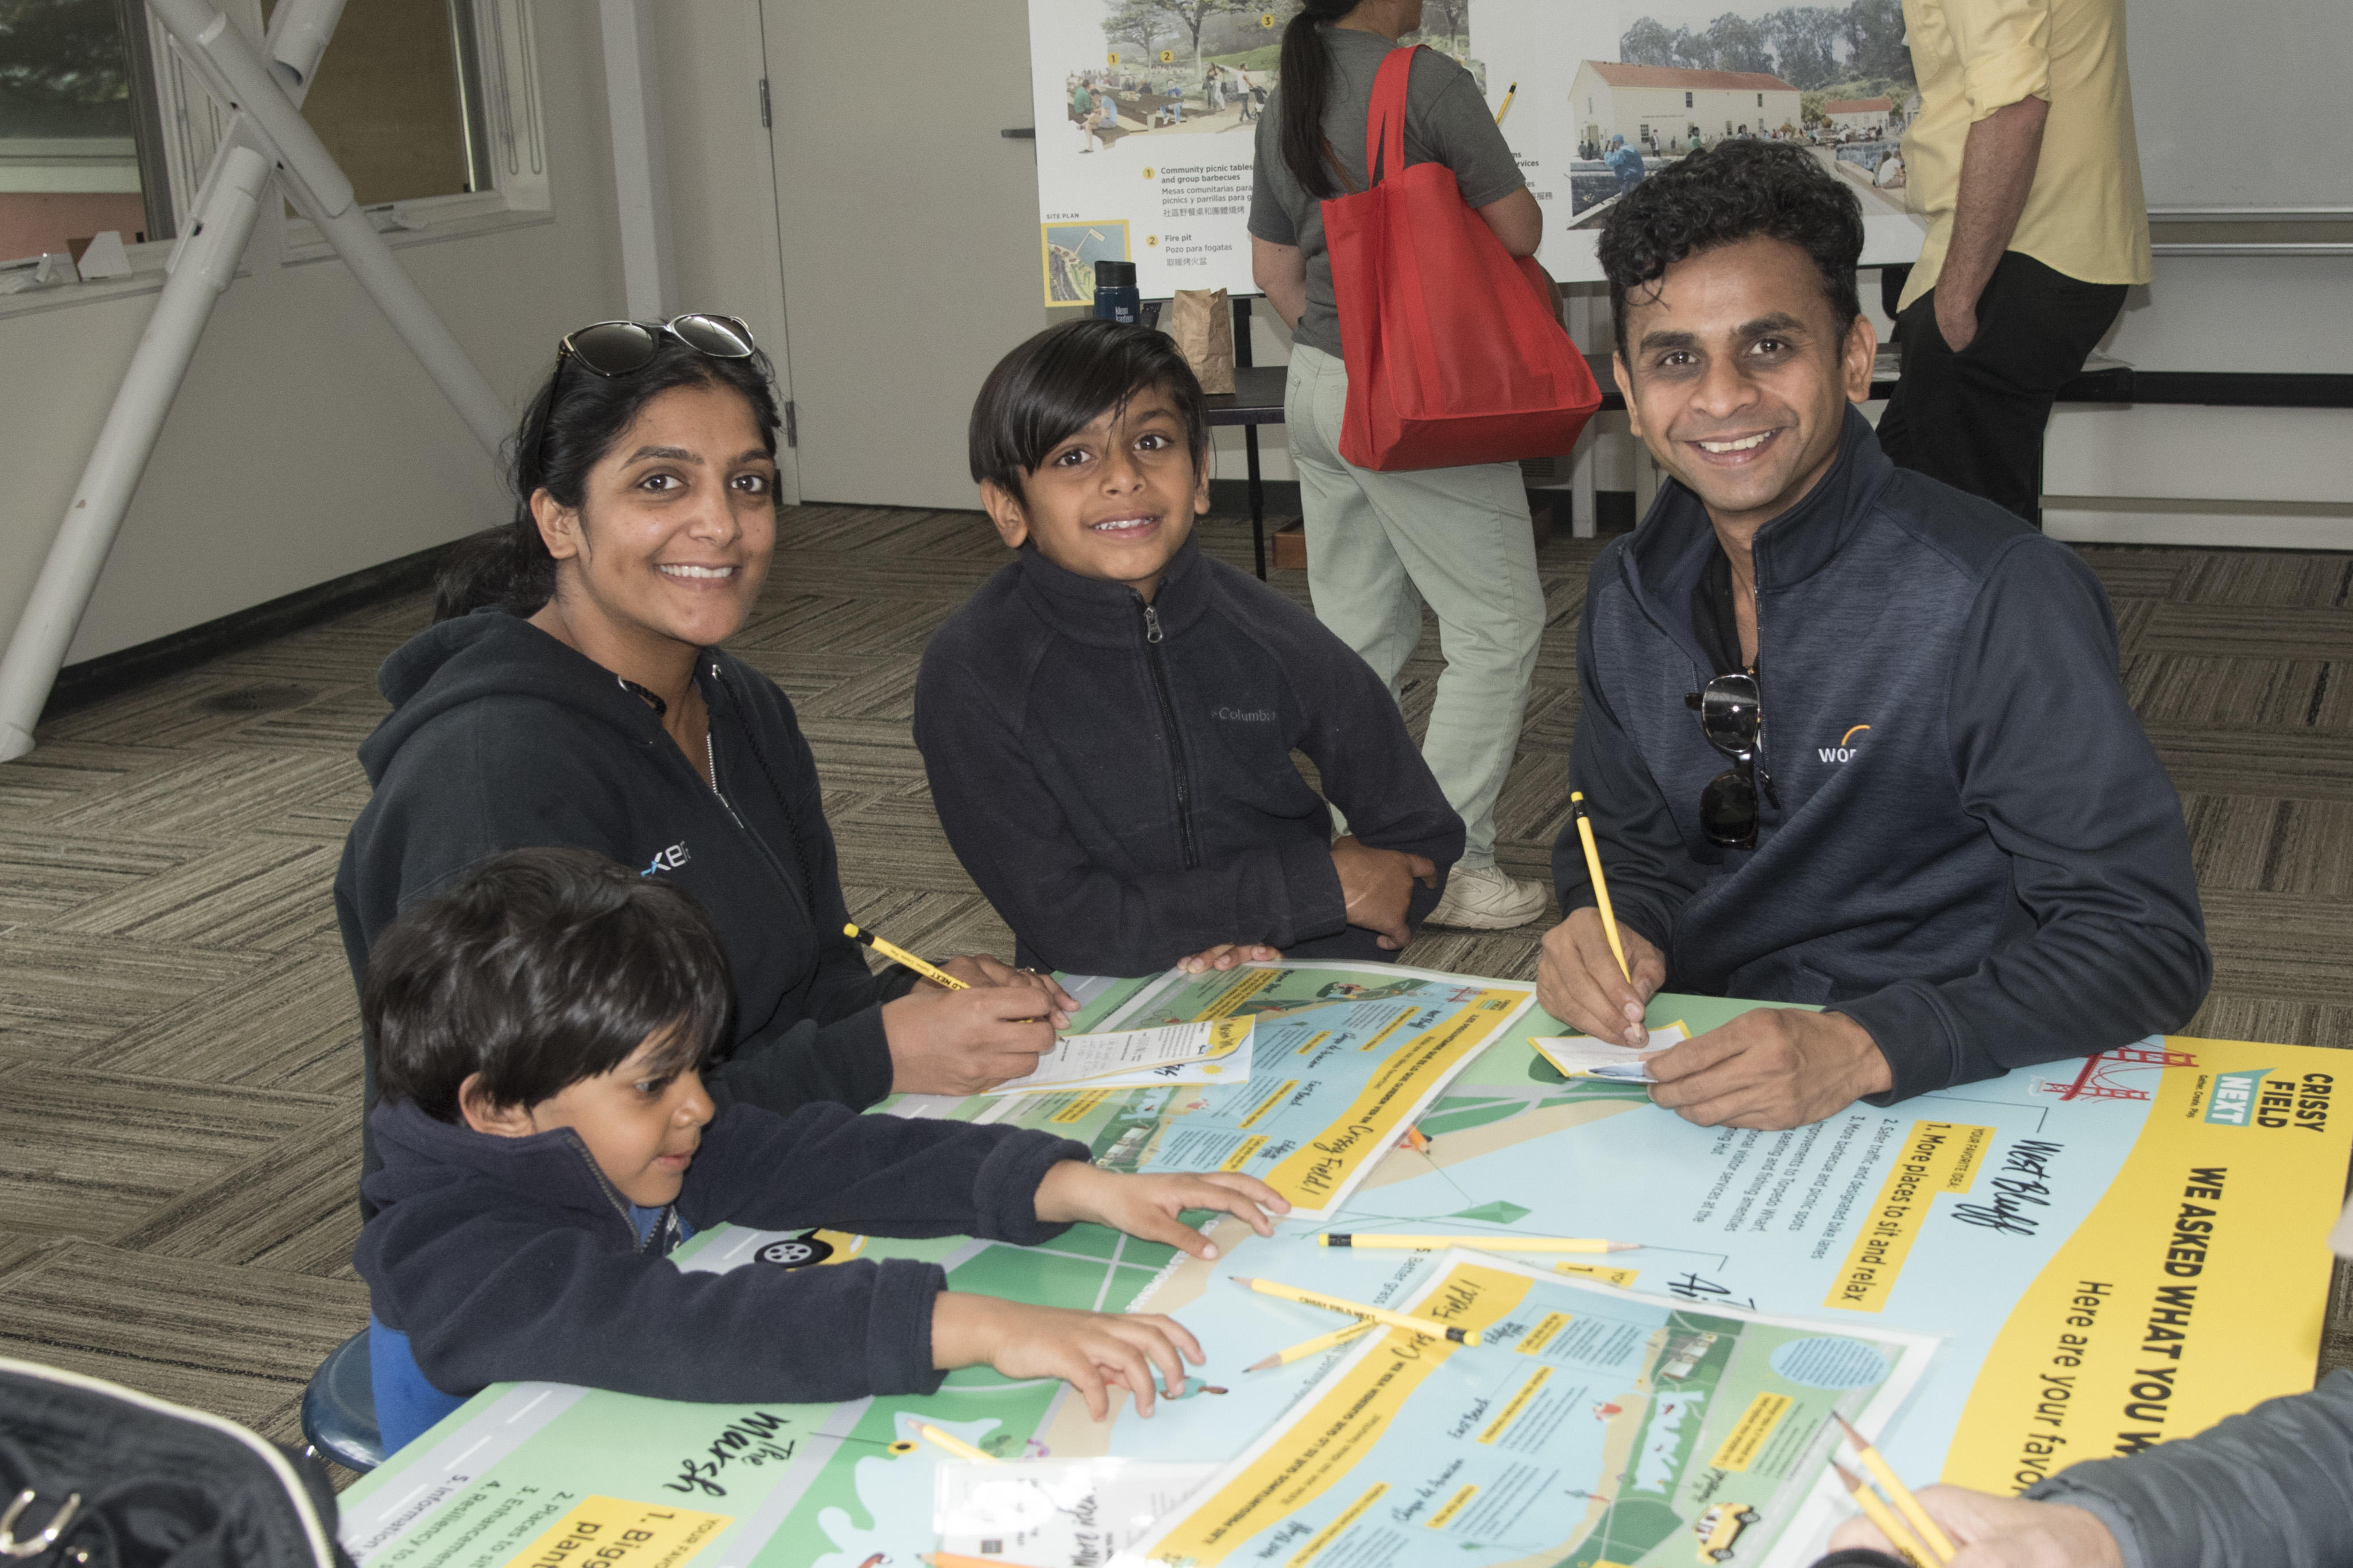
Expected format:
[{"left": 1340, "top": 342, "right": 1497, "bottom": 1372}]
[{"left": 1427, "top": 865, "right": 1550, "bottom": 930}]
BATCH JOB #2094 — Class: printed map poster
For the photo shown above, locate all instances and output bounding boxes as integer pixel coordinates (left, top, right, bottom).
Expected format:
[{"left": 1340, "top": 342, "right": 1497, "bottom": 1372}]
[
  {"left": 1129, "top": 1249, "right": 1938, "bottom": 1567},
  {"left": 1024, "top": 0, "right": 1923, "bottom": 298},
  {"left": 974, "top": 961, "right": 1539, "bottom": 1218},
  {"left": 341, "top": 982, "right": 2351, "bottom": 1568}
]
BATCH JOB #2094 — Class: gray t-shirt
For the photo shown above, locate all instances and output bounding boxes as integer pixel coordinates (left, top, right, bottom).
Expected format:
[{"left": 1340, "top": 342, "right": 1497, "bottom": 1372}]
[{"left": 1247, "top": 30, "right": 1525, "bottom": 358}]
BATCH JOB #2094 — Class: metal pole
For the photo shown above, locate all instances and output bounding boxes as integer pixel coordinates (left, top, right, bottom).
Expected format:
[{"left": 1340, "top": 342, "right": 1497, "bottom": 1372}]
[
  {"left": 0, "top": 148, "right": 271, "bottom": 761},
  {"left": 0, "top": 0, "right": 508, "bottom": 760},
  {"left": 146, "top": 0, "right": 509, "bottom": 451}
]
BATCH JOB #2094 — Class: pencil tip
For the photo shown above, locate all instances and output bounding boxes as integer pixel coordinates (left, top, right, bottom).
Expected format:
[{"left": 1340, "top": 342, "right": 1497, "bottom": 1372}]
[
  {"left": 1833, "top": 1411, "right": 1865, "bottom": 1441},
  {"left": 1830, "top": 1459, "right": 1863, "bottom": 1490},
  {"left": 1230, "top": 1275, "right": 1255, "bottom": 1286},
  {"left": 1245, "top": 1355, "right": 1277, "bottom": 1372},
  {"left": 1608, "top": 1241, "right": 1639, "bottom": 1252}
]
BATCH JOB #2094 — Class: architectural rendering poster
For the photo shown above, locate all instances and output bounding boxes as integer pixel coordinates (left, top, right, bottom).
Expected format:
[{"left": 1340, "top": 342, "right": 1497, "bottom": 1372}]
[{"left": 1025, "top": 0, "right": 1923, "bottom": 295}]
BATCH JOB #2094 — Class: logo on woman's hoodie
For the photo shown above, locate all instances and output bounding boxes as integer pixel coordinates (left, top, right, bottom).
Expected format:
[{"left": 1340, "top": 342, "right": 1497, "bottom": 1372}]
[{"left": 643, "top": 841, "right": 691, "bottom": 876}]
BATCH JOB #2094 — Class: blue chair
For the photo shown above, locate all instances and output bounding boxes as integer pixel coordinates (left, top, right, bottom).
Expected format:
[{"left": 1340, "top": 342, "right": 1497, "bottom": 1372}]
[{"left": 302, "top": 1329, "right": 383, "bottom": 1473}]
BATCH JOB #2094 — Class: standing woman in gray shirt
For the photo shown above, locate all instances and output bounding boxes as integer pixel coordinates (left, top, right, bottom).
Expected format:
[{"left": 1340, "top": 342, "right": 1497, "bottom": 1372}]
[{"left": 1249, "top": 0, "right": 1550, "bottom": 933}]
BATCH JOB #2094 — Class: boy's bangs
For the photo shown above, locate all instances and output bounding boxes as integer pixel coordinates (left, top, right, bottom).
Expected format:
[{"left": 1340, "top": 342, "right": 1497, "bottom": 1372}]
[{"left": 969, "top": 319, "right": 1207, "bottom": 493}]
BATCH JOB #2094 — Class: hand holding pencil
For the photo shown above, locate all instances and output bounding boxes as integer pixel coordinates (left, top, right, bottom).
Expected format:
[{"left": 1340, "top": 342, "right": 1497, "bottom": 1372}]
[
  {"left": 1536, "top": 904, "right": 1664, "bottom": 1051},
  {"left": 1536, "top": 794, "right": 1666, "bottom": 1049},
  {"left": 1825, "top": 1477, "right": 2126, "bottom": 1568}
]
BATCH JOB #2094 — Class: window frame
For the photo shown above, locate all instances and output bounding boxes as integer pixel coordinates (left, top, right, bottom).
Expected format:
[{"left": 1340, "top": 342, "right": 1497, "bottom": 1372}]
[{"left": 1, "top": 0, "right": 551, "bottom": 304}]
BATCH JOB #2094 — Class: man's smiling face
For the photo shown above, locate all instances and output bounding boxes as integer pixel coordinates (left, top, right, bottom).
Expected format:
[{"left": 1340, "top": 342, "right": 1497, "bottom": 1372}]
[{"left": 1613, "top": 234, "right": 1876, "bottom": 537}]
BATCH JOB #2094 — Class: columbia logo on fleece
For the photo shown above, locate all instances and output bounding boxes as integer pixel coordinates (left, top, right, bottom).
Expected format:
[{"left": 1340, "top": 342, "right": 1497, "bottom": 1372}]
[
  {"left": 1213, "top": 706, "right": 1276, "bottom": 723},
  {"left": 643, "top": 842, "right": 691, "bottom": 876},
  {"left": 1818, "top": 724, "right": 1872, "bottom": 764}
]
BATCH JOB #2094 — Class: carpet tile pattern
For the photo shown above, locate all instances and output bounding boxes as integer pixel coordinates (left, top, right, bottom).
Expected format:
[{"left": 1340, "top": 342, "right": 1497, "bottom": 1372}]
[{"left": 0, "top": 506, "right": 2346, "bottom": 1477}]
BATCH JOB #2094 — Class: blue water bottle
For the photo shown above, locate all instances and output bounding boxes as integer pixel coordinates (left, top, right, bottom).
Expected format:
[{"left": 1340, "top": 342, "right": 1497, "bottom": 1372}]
[{"left": 1092, "top": 260, "right": 1141, "bottom": 324}]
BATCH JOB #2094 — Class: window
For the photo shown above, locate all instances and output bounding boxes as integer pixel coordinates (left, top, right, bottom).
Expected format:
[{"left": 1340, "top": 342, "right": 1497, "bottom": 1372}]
[
  {"left": 1684, "top": 91, "right": 1693, "bottom": 108},
  {"left": 1757, "top": 93, "right": 1765, "bottom": 107},
  {"left": 0, "top": 0, "right": 173, "bottom": 262},
  {"left": 264, "top": 0, "right": 493, "bottom": 204},
  {"left": 5, "top": 0, "right": 546, "bottom": 274}
]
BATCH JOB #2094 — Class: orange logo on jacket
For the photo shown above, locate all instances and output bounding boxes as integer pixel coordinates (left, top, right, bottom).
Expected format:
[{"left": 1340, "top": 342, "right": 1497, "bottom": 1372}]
[{"left": 1818, "top": 723, "right": 1871, "bottom": 764}]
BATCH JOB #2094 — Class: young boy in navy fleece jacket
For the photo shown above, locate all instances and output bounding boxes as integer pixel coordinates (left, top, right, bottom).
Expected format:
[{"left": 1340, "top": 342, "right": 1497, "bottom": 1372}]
[
  {"left": 354, "top": 846, "right": 1282, "bottom": 1454},
  {"left": 914, "top": 320, "right": 1466, "bottom": 979}
]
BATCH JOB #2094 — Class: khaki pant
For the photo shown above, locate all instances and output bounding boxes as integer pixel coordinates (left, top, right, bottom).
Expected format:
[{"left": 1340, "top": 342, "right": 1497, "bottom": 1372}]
[{"left": 1282, "top": 341, "right": 1544, "bottom": 870}]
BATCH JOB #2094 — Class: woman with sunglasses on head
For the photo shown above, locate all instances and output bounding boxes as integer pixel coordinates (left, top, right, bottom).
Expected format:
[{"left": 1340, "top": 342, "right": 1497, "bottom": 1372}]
[{"left": 336, "top": 315, "right": 1072, "bottom": 1209}]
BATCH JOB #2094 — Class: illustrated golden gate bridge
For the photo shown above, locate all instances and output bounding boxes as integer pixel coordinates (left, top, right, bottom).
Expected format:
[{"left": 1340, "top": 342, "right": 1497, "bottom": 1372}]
[{"left": 2035, "top": 1043, "right": 2200, "bottom": 1102}]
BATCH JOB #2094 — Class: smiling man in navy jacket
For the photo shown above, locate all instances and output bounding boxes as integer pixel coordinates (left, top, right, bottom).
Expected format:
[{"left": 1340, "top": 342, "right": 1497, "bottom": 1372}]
[
  {"left": 1539, "top": 141, "right": 2208, "bottom": 1130},
  {"left": 916, "top": 320, "right": 1463, "bottom": 978}
]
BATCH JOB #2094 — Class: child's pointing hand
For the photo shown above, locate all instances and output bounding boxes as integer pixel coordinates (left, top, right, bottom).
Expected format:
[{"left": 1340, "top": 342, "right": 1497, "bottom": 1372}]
[{"left": 1035, "top": 1164, "right": 1289, "bottom": 1260}]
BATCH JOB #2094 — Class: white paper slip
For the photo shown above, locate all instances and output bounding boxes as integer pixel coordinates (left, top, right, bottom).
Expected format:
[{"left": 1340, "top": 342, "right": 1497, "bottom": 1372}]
[
  {"left": 934, "top": 1457, "right": 1219, "bottom": 1565},
  {"left": 987, "top": 1017, "right": 1254, "bottom": 1094},
  {"left": 1529, "top": 1021, "right": 1689, "bottom": 1082}
]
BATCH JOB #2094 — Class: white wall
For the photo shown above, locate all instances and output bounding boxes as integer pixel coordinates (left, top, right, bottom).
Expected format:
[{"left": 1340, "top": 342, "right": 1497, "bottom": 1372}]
[
  {"left": 2044, "top": 255, "right": 2353, "bottom": 548},
  {"left": 0, "top": 6, "right": 626, "bottom": 669}
]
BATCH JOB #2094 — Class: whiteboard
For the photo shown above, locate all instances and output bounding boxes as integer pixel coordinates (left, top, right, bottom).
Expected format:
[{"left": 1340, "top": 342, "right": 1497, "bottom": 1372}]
[{"left": 2126, "top": 0, "right": 2353, "bottom": 213}]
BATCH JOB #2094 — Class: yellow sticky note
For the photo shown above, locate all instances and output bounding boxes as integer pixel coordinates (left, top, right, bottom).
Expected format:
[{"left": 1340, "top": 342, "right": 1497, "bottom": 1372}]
[{"left": 501, "top": 1497, "right": 731, "bottom": 1568}]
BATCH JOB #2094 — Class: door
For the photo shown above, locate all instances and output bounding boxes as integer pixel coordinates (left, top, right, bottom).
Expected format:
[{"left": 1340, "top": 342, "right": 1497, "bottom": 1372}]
[{"left": 760, "top": 0, "right": 1044, "bottom": 509}]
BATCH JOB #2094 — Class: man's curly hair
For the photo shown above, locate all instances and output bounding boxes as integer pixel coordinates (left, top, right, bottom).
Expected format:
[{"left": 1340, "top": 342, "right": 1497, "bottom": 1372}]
[{"left": 1597, "top": 141, "right": 1864, "bottom": 358}]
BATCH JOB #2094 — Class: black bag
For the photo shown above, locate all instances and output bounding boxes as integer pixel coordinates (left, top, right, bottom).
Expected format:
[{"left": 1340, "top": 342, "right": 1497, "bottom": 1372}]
[{"left": 0, "top": 1357, "right": 351, "bottom": 1568}]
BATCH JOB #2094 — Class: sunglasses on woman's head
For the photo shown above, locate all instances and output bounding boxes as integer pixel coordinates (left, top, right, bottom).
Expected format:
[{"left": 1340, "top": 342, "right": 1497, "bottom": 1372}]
[
  {"left": 1685, "top": 672, "right": 1776, "bottom": 850},
  {"left": 557, "top": 313, "right": 757, "bottom": 376},
  {"left": 536, "top": 313, "right": 760, "bottom": 478}
]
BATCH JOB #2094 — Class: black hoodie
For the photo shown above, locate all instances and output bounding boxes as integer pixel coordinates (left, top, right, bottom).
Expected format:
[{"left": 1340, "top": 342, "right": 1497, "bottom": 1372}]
[
  {"left": 335, "top": 612, "right": 917, "bottom": 1189},
  {"left": 914, "top": 538, "right": 1466, "bottom": 976},
  {"left": 355, "top": 1097, "right": 1087, "bottom": 1405}
]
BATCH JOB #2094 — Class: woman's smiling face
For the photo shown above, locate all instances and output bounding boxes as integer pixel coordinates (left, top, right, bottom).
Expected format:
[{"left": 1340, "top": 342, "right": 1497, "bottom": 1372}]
[{"left": 532, "top": 380, "right": 778, "bottom": 653}]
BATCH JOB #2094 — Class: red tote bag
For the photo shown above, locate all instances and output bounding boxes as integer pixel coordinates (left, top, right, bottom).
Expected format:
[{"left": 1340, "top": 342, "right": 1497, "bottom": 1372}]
[{"left": 1325, "top": 46, "right": 1601, "bottom": 472}]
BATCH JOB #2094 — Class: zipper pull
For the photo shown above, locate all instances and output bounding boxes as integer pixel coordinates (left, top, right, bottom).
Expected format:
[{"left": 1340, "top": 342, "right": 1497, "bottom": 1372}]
[{"left": 1143, "top": 604, "right": 1164, "bottom": 644}]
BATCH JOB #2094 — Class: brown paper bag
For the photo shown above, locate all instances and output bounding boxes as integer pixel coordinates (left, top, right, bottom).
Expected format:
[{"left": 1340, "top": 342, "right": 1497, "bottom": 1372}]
[{"left": 1169, "top": 288, "right": 1235, "bottom": 394}]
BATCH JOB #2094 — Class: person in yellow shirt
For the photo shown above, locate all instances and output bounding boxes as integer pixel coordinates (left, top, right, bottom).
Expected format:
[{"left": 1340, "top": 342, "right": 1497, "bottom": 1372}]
[{"left": 1876, "top": 0, "right": 2149, "bottom": 525}]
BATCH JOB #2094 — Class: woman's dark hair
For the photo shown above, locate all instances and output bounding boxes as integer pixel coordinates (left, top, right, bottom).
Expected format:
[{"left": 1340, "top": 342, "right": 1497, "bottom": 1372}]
[
  {"left": 1597, "top": 140, "right": 1864, "bottom": 358},
  {"left": 968, "top": 319, "right": 1207, "bottom": 500},
  {"left": 1277, "top": 0, "right": 1362, "bottom": 200},
  {"left": 365, "top": 845, "right": 736, "bottom": 1123},
  {"left": 433, "top": 331, "right": 782, "bottom": 622}
]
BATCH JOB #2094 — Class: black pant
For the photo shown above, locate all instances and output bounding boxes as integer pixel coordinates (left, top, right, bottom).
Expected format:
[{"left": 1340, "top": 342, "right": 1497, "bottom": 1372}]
[{"left": 1875, "top": 250, "right": 2127, "bottom": 526}]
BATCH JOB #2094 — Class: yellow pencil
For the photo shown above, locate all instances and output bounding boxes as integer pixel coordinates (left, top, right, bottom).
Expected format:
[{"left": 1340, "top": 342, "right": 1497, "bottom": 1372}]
[
  {"left": 925, "top": 1555, "right": 1010, "bottom": 1568},
  {"left": 1317, "top": 1233, "right": 1639, "bottom": 1254},
  {"left": 1231, "top": 1275, "right": 1482, "bottom": 1346},
  {"left": 1836, "top": 1414, "right": 1958, "bottom": 1563},
  {"left": 844, "top": 923, "right": 967, "bottom": 991},
  {"left": 1831, "top": 1461, "right": 1936, "bottom": 1567},
  {"left": 1244, "top": 1319, "right": 1378, "bottom": 1372},
  {"left": 914, "top": 1422, "right": 996, "bottom": 1462},
  {"left": 1494, "top": 81, "right": 1517, "bottom": 122},
  {"left": 1571, "top": 792, "right": 1632, "bottom": 983}
]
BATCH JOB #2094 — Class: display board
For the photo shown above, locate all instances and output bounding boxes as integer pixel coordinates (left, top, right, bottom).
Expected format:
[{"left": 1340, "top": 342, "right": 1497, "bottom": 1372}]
[
  {"left": 340, "top": 970, "right": 2350, "bottom": 1568},
  {"left": 1023, "top": 0, "right": 1926, "bottom": 298}
]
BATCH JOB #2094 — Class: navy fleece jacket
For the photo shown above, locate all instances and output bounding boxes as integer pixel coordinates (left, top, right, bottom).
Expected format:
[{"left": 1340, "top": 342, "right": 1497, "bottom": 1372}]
[
  {"left": 337, "top": 614, "right": 916, "bottom": 1196},
  {"left": 914, "top": 538, "right": 1465, "bottom": 976},
  {"left": 1558, "top": 409, "right": 2209, "bottom": 1100},
  {"left": 356, "top": 1098, "right": 1087, "bottom": 1405}
]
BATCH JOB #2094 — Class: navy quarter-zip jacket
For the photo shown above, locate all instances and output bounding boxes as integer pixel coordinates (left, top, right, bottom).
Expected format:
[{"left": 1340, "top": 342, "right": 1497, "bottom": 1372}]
[
  {"left": 337, "top": 613, "right": 917, "bottom": 1195},
  {"left": 1557, "top": 409, "right": 2209, "bottom": 1101},
  {"left": 915, "top": 539, "right": 1465, "bottom": 977},
  {"left": 356, "top": 1098, "right": 1087, "bottom": 1404}
]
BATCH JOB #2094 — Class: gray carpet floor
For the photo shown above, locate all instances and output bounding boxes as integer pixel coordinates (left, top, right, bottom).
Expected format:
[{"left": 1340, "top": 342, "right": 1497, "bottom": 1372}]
[{"left": 2, "top": 505, "right": 2347, "bottom": 1473}]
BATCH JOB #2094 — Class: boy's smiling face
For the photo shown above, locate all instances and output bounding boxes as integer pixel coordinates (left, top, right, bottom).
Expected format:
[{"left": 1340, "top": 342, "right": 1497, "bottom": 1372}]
[
  {"left": 462, "top": 1028, "right": 714, "bottom": 1208},
  {"left": 979, "top": 385, "right": 1208, "bottom": 602}
]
